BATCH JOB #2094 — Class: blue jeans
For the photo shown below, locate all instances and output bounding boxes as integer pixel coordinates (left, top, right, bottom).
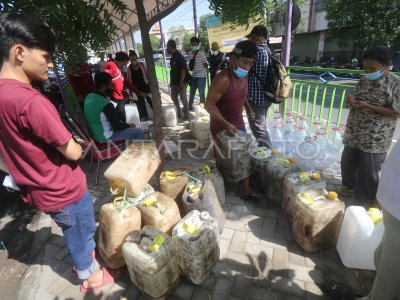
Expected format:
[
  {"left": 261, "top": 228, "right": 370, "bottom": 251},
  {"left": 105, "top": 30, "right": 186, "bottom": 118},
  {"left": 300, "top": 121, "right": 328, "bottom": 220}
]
[
  {"left": 108, "top": 127, "right": 144, "bottom": 141},
  {"left": 47, "top": 190, "right": 96, "bottom": 280},
  {"left": 189, "top": 76, "right": 206, "bottom": 110}
]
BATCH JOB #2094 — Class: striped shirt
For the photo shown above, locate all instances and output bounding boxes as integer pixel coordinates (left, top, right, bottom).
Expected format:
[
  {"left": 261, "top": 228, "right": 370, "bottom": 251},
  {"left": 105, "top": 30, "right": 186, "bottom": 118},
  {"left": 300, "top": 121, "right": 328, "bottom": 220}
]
[
  {"left": 248, "top": 43, "right": 269, "bottom": 107},
  {"left": 191, "top": 50, "right": 207, "bottom": 78}
]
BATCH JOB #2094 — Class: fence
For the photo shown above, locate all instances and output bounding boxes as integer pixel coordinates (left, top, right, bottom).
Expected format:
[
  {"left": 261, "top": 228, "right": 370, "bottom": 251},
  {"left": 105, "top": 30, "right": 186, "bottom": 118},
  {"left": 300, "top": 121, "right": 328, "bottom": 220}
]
[{"left": 155, "top": 65, "right": 400, "bottom": 130}]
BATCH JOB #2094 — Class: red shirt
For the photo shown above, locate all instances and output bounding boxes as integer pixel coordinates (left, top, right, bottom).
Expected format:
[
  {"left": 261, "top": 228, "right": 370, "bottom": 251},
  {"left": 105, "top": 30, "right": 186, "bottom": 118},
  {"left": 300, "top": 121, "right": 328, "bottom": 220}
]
[
  {"left": 0, "top": 79, "right": 87, "bottom": 212},
  {"left": 103, "top": 61, "right": 141, "bottom": 100},
  {"left": 68, "top": 63, "right": 96, "bottom": 99}
]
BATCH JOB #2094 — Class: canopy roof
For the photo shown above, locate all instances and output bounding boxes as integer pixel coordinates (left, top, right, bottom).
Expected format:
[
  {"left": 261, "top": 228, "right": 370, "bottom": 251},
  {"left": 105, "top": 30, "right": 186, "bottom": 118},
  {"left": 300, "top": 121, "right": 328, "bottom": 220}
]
[{"left": 99, "top": 0, "right": 184, "bottom": 41}]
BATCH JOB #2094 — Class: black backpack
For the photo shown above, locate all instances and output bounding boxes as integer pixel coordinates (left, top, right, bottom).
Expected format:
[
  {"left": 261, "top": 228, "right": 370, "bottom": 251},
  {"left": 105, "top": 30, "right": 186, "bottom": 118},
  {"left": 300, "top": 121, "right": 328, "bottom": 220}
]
[{"left": 252, "top": 49, "right": 291, "bottom": 104}]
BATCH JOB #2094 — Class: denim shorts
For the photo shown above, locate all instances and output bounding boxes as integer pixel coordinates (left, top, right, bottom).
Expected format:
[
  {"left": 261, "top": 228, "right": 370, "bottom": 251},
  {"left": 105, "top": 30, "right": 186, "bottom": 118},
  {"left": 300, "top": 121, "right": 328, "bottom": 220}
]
[{"left": 47, "top": 190, "right": 96, "bottom": 280}]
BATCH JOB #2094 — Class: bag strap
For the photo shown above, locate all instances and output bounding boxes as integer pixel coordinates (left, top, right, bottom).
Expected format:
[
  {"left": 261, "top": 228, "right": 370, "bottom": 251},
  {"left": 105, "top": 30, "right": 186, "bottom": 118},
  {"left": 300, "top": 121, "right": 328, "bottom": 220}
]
[{"left": 111, "top": 61, "right": 121, "bottom": 81}]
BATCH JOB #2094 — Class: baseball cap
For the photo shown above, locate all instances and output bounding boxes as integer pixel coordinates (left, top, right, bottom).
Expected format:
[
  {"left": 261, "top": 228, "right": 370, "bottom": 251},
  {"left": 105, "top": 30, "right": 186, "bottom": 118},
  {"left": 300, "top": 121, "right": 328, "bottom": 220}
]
[
  {"left": 229, "top": 40, "right": 258, "bottom": 58},
  {"left": 246, "top": 25, "right": 268, "bottom": 39}
]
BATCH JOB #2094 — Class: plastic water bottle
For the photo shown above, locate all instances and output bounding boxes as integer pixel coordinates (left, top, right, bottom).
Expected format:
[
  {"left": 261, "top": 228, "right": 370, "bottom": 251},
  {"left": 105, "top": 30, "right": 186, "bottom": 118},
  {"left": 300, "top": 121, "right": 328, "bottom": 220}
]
[
  {"left": 282, "top": 114, "right": 295, "bottom": 157},
  {"left": 294, "top": 136, "right": 319, "bottom": 170},
  {"left": 315, "top": 128, "right": 330, "bottom": 170},
  {"left": 292, "top": 116, "right": 309, "bottom": 143}
]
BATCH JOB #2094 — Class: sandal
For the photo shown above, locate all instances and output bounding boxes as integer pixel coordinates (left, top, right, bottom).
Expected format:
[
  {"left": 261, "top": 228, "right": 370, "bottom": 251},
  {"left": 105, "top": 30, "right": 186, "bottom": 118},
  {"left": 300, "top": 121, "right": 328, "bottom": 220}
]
[
  {"left": 80, "top": 267, "right": 124, "bottom": 293},
  {"left": 339, "top": 187, "right": 357, "bottom": 198}
]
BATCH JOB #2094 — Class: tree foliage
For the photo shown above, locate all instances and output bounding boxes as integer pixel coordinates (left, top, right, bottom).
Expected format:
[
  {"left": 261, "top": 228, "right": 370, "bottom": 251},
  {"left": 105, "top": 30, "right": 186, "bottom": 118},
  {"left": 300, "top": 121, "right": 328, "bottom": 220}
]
[
  {"left": 182, "top": 32, "right": 193, "bottom": 53},
  {"left": 326, "top": 0, "right": 400, "bottom": 50},
  {"left": 136, "top": 43, "right": 144, "bottom": 57},
  {"left": 150, "top": 35, "right": 161, "bottom": 51},
  {"left": 0, "top": 0, "right": 127, "bottom": 68}
]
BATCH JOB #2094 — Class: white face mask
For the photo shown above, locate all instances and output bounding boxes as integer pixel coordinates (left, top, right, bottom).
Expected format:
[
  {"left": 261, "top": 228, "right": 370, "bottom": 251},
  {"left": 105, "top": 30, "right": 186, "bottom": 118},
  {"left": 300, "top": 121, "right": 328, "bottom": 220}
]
[{"left": 211, "top": 50, "right": 219, "bottom": 56}]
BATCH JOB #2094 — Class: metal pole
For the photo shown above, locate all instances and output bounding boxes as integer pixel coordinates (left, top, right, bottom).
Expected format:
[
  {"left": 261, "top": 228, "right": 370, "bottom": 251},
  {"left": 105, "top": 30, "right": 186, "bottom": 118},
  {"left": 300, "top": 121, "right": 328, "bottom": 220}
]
[
  {"left": 159, "top": 20, "right": 170, "bottom": 88},
  {"left": 283, "top": 0, "right": 293, "bottom": 67},
  {"left": 192, "top": 0, "right": 198, "bottom": 36}
]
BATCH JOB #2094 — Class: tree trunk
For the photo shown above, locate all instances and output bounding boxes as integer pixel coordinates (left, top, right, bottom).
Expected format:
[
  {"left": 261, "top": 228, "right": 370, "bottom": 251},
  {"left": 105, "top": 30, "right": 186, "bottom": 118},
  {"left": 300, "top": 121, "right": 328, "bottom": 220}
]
[{"left": 134, "top": 0, "right": 165, "bottom": 185}]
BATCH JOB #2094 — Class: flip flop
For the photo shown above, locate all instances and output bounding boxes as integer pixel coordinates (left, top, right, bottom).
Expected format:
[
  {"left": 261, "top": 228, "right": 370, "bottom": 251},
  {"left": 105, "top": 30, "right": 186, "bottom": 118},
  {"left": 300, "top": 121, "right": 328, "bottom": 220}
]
[
  {"left": 339, "top": 187, "right": 357, "bottom": 198},
  {"left": 72, "top": 250, "right": 96, "bottom": 276},
  {"left": 80, "top": 267, "right": 124, "bottom": 293}
]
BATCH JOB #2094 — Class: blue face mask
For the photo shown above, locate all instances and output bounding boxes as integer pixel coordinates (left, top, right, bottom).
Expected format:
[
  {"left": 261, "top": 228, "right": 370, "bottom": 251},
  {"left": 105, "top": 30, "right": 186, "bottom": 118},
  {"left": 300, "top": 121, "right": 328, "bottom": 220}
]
[
  {"left": 365, "top": 69, "right": 384, "bottom": 81},
  {"left": 233, "top": 67, "right": 248, "bottom": 78},
  {"left": 191, "top": 46, "right": 198, "bottom": 52}
]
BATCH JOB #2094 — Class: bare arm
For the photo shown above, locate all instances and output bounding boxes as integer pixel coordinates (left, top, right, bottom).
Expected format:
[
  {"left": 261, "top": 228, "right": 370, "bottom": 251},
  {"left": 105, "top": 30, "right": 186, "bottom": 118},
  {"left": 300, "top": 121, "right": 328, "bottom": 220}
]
[
  {"left": 57, "top": 138, "right": 83, "bottom": 161},
  {"left": 244, "top": 99, "right": 255, "bottom": 118},
  {"left": 205, "top": 72, "right": 236, "bottom": 134}
]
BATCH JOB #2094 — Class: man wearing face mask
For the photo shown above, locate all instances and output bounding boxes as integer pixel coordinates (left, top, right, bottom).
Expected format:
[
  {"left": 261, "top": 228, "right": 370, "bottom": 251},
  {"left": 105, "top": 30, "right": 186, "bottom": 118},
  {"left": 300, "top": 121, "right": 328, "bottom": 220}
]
[
  {"left": 205, "top": 40, "right": 258, "bottom": 199},
  {"left": 84, "top": 72, "right": 144, "bottom": 143},
  {"left": 188, "top": 36, "right": 208, "bottom": 111},
  {"left": 247, "top": 25, "right": 272, "bottom": 148},
  {"left": 339, "top": 46, "right": 400, "bottom": 204},
  {"left": 207, "top": 41, "right": 226, "bottom": 82}
]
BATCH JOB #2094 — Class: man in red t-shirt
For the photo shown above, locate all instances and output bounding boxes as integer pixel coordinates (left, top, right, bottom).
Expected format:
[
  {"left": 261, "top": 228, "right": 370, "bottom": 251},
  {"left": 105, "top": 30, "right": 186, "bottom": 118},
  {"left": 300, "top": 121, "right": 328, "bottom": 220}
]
[
  {"left": 0, "top": 13, "right": 121, "bottom": 292},
  {"left": 103, "top": 51, "right": 144, "bottom": 122}
]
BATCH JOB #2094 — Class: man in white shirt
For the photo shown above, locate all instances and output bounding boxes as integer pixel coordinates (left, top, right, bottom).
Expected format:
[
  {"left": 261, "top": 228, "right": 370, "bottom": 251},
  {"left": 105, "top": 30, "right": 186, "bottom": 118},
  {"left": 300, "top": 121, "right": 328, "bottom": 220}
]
[
  {"left": 367, "top": 140, "right": 400, "bottom": 300},
  {"left": 326, "top": 141, "right": 400, "bottom": 299},
  {"left": 188, "top": 36, "right": 208, "bottom": 111}
]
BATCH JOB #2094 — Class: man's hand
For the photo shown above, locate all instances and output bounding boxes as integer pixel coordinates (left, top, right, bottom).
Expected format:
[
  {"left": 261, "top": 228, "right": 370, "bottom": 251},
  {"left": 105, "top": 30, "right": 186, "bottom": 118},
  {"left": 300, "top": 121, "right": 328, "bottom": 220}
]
[
  {"left": 248, "top": 109, "right": 256, "bottom": 120},
  {"left": 346, "top": 95, "right": 355, "bottom": 109},
  {"left": 351, "top": 100, "right": 369, "bottom": 109},
  {"left": 225, "top": 123, "right": 237, "bottom": 136},
  {"left": 129, "top": 123, "right": 136, "bottom": 128}
]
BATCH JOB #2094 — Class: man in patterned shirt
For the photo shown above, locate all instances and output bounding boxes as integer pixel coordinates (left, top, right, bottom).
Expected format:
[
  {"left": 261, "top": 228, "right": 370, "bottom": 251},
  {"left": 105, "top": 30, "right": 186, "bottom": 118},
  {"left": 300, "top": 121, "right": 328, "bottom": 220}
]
[
  {"left": 247, "top": 25, "right": 272, "bottom": 148},
  {"left": 341, "top": 46, "right": 400, "bottom": 204}
]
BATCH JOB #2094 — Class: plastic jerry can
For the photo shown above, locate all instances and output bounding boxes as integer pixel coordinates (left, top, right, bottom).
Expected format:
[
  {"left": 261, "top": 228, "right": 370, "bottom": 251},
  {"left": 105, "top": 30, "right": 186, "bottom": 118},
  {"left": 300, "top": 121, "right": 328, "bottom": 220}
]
[
  {"left": 160, "top": 168, "right": 189, "bottom": 215},
  {"left": 336, "top": 206, "right": 385, "bottom": 270},
  {"left": 162, "top": 105, "right": 177, "bottom": 127},
  {"left": 138, "top": 192, "right": 181, "bottom": 235},
  {"left": 98, "top": 203, "right": 141, "bottom": 269},
  {"left": 104, "top": 142, "right": 161, "bottom": 196},
  {"left": 292, "top": 189, "right": 345, "bottom": 252},
  {"left": 216, "top": 130, "right": 253, "bottom": 183},
  {"left": 172, "top": 210, "right": 220, "bottom": 284},
  {"left": 265, "top": 158, "right": 301, "bottom": 204},
  {"left": 190, "top": 117, "right": 211, "bottom": 150},
  {"left": 182, "top": 179, "right": 225, "bottom": 233},
  {"left": 194, "top": 103, "right": 209, "bottom": 118},
  {"left": 250, "top": 146, "right": 272, "bottom": 194},
  {"left": 122, "top": 225, "right": 180, "bottom": 299},
  {"left": 125, "top": 103, "right": 141, "bottom": 126},
  {"left": 282, "top": 171, "right": 326, "bottom": 223},
  {"left": 191, "top": 165, "right": 226, "bottom": 206}
]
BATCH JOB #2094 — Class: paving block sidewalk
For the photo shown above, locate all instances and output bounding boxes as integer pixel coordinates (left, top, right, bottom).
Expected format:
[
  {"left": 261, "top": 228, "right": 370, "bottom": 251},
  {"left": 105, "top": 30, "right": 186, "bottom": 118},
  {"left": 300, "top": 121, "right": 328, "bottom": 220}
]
[{"left": 16, "top": 91, "right": 376, "bottom": 300}]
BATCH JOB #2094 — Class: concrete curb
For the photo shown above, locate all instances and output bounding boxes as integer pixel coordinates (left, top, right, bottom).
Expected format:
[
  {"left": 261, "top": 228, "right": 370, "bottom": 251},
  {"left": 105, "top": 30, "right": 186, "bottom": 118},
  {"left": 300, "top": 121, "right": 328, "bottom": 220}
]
[{"left": 17, "top": 213, "right": 52, "bottom": 300}]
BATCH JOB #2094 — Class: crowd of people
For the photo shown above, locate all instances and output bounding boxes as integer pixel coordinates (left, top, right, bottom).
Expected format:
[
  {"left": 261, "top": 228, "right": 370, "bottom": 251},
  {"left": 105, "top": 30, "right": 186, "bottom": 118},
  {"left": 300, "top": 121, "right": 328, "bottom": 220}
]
[{"left": 0, "top": 10, "right": 399, "bottom": 299}]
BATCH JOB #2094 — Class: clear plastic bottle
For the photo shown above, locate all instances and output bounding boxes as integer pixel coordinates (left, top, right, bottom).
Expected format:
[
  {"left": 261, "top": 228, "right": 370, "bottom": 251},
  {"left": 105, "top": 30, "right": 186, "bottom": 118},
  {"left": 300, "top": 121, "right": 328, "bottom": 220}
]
[
  {"left": 282, "top": 113, "right": 295, "bottom": 157},
  {"left": 315, "top": 128, "right": 330, "bottom": 170},
  {"left": 292, "top": 116, "right": 310, "bottom": 143},
  {"left": 294, "top": 136, "right": 319, "bottom": 170}
]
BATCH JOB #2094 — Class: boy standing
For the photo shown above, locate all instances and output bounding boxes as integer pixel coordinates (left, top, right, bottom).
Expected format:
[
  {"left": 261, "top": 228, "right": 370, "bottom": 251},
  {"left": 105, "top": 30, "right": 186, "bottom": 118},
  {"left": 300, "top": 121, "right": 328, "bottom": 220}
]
[
  {"left": 0, "top": 13, "right": 120, "bottom": 293},
  {"left": 341, "top": 46, "right": 400, "bottom": 203}
]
